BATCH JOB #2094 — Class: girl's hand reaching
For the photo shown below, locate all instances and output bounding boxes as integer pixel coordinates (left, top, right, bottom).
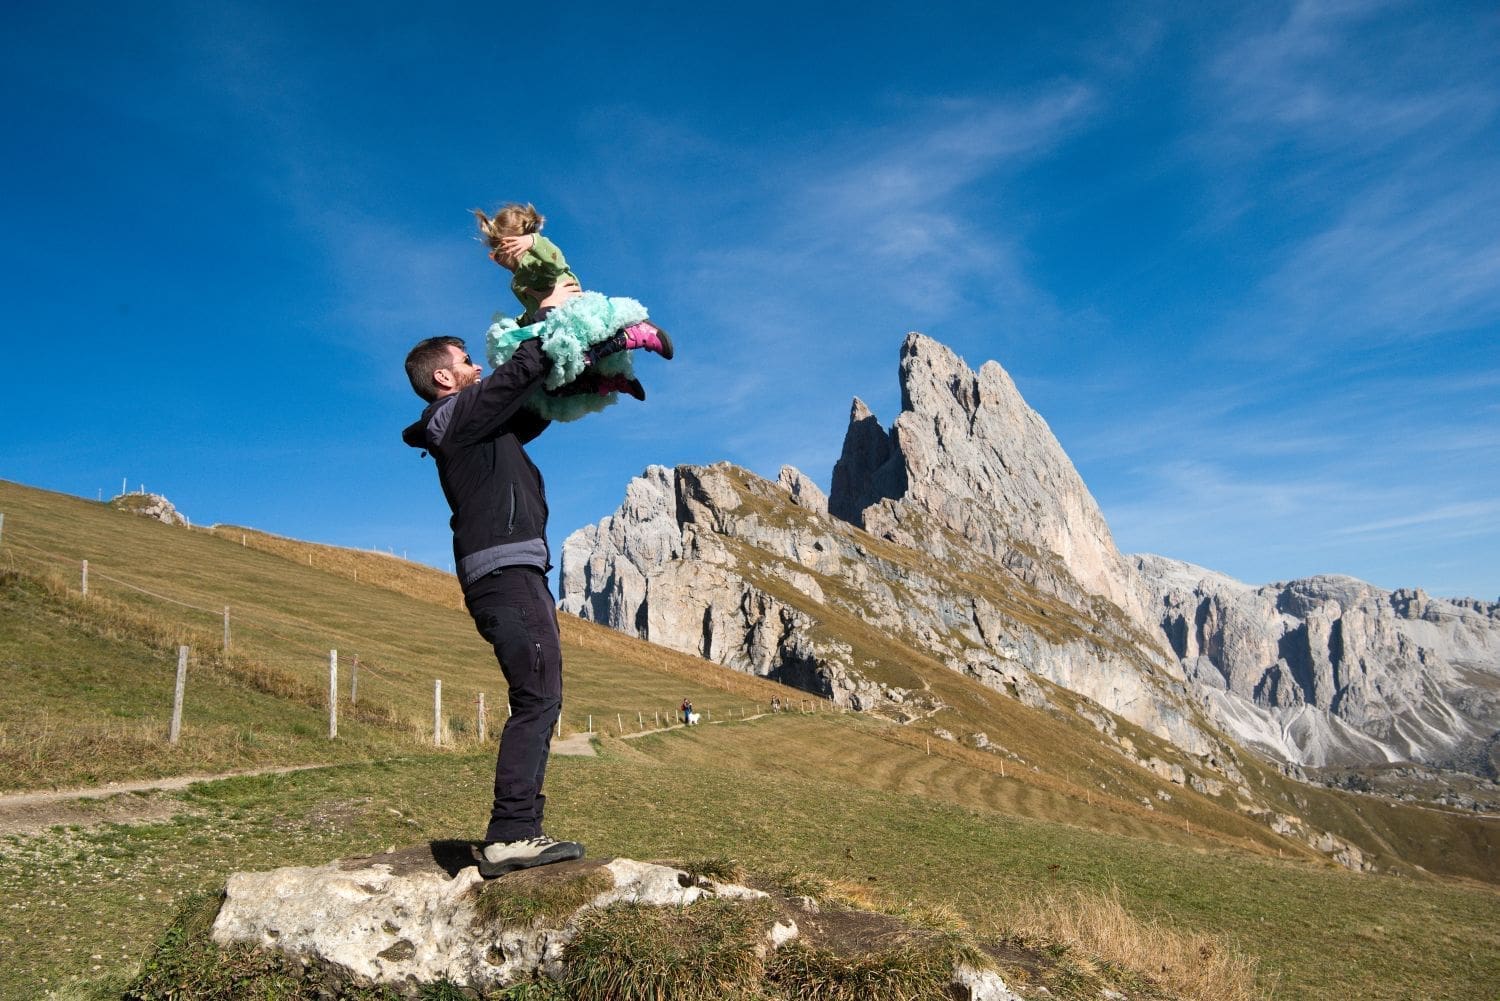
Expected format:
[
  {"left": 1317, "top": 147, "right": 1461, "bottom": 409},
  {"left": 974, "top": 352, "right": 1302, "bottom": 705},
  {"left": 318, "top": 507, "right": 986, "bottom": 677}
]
[{"left": 492, "top": 234, "right": 535, "bottom": 268}]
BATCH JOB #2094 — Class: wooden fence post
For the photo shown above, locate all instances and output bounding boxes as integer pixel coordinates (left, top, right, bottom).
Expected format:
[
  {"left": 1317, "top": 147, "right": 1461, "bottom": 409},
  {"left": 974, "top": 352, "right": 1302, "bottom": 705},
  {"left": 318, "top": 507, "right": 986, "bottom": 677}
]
[
  {"left": 617, "top": 713, "right": 623, "bottom": 735},
  {"left": 328, "top": 650, "right": 338, "bottom": 738},
  {"left": 222, "top": 606, "right": 231, "bottom": 651},
  {"left": 169, "top": 646, "right": 188, "bottom": 744},
  {"left": 434, "top": 680, "right": 443, "bottom": 747},
  {"left": 587, "top": 714, "right": 593, "bottom": 733},
  {"left": 350, "top": 656, "right": 359, "bottom": 706},
  {"left": 477, "top": 693, "right": 487, "bottom": 743},
  {"left": 0, "top": 512, "right": 5, "bottom": 545},
  {"left": 81, "top": 559, "right": 89, "bottom": 597}
]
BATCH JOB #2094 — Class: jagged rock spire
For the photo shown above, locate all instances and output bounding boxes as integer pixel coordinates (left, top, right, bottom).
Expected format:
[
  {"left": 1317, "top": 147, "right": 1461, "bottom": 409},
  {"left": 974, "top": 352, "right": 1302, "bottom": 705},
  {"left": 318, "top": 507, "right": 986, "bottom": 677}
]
[{"left": 830, "top": 333, "right": 1146, "bottom": 621}]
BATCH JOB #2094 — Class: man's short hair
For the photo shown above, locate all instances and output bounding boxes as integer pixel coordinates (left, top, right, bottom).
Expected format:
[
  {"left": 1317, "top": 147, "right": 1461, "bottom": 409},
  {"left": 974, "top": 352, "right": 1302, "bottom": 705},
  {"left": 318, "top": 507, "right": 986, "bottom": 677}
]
[{"left": 405, "top": 336, "right": 467, "bottom": 401}]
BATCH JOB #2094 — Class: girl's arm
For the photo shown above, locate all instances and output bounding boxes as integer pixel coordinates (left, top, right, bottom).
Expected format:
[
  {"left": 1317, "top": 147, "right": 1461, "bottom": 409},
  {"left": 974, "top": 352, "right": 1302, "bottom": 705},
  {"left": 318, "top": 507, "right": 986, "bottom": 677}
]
[{"left": 512, "top": 235, "right": 576, "bottom": 293}]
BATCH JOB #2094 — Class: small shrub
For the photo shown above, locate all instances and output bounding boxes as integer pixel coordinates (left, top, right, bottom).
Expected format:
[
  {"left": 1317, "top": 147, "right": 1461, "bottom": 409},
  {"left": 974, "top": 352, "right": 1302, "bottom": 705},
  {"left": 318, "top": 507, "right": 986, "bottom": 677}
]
[
  {"left": 678, "top": 855, "right": 745, "bottom": 884},
  {"left": 768, "top": 931, "right": 986, "bottom": 1001},
  {"left": 562, "top": 898, "right": 777, "bottom": 1001},
  {"left": 474, "top": 866, "right": 615, "bottom": 928}
]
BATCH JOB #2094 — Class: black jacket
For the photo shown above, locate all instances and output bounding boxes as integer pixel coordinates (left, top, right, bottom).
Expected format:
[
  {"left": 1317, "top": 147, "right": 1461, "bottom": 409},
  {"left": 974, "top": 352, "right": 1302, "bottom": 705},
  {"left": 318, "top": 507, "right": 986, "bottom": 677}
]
[{"left": 402, "top": 339, "right": 553, "bottom": 587}]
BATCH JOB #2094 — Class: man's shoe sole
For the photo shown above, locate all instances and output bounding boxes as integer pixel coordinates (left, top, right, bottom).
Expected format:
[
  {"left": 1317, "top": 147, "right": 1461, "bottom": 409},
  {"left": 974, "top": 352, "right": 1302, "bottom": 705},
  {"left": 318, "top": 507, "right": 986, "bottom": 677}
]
[{"left": 477, "top": 841, "right": 585, "bottom": 879}]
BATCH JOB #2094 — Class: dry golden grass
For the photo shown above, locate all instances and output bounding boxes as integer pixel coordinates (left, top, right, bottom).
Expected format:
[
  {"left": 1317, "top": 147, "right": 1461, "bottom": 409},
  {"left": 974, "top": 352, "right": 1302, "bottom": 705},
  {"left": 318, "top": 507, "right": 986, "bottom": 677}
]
[
  {"left": 999, "top": 885, "right": 1262, "bottom": 1001},
  {"left": 206, "top": 524, "right": 464, "bottom": 611}
]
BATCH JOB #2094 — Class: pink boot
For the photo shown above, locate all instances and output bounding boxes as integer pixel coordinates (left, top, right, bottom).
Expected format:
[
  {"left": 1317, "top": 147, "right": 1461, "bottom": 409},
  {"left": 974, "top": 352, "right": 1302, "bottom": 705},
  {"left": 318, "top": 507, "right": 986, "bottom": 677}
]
[
  {"left": 584, "top": 322, "right": 675, "bottom": 366},
  {"left": 595, "top": 374, "right": 646, "bottom": 401},
  {"left": 620, "top": 321, "right": 674, "bottom": 359}
]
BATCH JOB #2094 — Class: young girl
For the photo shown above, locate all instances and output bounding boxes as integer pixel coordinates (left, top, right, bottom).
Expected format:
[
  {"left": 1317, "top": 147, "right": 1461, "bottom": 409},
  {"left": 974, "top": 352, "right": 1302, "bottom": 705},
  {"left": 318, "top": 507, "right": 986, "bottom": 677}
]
[{"left": 474, "top": 203, "right": 672, "bottom": 421}]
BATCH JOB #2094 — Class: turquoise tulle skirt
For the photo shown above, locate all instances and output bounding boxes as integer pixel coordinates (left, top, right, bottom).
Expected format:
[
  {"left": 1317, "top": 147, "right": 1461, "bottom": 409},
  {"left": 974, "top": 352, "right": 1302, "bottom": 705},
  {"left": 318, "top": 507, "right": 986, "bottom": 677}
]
[{"left": 484, "top": 292, "right": 649, "bottom": 422}]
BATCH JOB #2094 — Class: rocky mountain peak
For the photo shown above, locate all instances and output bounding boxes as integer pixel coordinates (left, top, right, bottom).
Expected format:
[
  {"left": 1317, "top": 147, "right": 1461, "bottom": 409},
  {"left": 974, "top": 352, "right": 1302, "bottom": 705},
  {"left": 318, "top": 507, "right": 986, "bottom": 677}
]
[
  {"left": 1134, "top": 553, "right": 1500, "bottom": 769},
  {"left": 831, "top": 332, "right": 1145, "bottom": 621}
]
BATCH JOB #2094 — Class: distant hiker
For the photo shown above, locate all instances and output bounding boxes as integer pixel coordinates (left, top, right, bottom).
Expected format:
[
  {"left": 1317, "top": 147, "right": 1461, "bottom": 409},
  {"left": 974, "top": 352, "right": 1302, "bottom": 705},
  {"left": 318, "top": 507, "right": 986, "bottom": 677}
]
[
  {"left": 473, "top": 202, "right": 673, "bottom": 421},
  {"left": 681, "top": 698, "right": 694, "bottom": 725},
  {"left": 402, "top": 332, "right": 659, "bottom": 877},
  {"left": 771, "top": 697, "right": 781, "bottom": 713}
]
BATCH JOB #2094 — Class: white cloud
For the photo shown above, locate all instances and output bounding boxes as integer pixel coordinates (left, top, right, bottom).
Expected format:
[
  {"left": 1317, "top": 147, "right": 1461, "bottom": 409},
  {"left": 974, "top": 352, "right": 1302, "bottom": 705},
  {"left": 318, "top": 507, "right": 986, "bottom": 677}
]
[
  {"left": 1191, "top": 2, "right": 1500, "bottom": 351},
  {"left": 1334, "top": 501, "right": 1500, "bottom": 538},
  {"left": 670, "top": 84, "right": 1100, "bottom": 364},
  {"left": 1253, "top": 175, "right": 1500, "bottom": 345}
]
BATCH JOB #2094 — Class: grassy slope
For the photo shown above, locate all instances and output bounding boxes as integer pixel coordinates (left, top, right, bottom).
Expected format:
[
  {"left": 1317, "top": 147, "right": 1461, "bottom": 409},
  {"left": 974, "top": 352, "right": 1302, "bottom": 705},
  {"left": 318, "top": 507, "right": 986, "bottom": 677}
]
[
  {"left": 1, "top": 478, "right": 1497, "bottom": 999},
  {"left": 1, "top": 730, "right": 1494, "bottom": 1000},
  {"left": 704, "top": 467, "right": 1500, "bottom": 884},
  {"left": 0, "top": 479, "right": 794, "bottom": 789}
]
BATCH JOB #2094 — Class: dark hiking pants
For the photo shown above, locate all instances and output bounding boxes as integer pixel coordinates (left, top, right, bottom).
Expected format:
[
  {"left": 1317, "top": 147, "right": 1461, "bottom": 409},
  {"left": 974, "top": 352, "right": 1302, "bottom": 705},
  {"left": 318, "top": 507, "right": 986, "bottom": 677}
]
[{"left": 463, "top": 566, "right": 562, "bottom": 844}]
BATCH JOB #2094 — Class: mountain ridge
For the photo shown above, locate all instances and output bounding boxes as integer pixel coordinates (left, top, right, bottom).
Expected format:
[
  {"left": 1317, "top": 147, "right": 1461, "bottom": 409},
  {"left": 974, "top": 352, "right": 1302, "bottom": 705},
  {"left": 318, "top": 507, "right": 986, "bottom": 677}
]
[{"left": 562, "top": 332, "right": 1500, "bottom": 790}]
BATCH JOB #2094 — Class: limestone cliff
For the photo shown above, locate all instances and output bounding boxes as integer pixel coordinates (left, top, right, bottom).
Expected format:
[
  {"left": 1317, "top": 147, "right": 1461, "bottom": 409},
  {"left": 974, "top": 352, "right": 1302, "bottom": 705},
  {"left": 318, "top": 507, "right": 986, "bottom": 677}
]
[{"left": 1134, "top": 554, "right": 1500, "bottom": 770}]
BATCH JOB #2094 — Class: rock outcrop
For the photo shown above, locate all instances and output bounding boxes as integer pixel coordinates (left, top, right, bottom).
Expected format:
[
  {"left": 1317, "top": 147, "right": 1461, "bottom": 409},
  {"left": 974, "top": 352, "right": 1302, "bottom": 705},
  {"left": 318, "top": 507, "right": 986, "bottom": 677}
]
[
  {"left": 109, "top": 491, "right": 189, "bottom": 527},
  {"left": 194, "top": 845, "right": 1020, "bottom": 1000},
  {"left": 1134, "top": 554, "right": 1500, "bottom": 770},
  {"left": 212, "top": 851, "right": 776, "bottom": 992}
]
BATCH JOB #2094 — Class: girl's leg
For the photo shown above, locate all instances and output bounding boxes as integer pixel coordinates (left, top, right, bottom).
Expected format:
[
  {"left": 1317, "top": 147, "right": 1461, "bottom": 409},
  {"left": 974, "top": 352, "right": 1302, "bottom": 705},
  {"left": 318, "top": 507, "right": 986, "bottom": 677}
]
[
  {"left": 585, "top": 322, "right": 673, "bottom": 365},
  {"left": 547, "top": 370, "right": 646, "bottom": 401}
]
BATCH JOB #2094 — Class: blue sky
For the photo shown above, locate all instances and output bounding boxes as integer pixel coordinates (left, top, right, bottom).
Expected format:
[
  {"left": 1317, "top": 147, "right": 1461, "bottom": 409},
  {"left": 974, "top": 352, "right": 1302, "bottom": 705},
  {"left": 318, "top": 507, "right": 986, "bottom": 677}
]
[{"left": 2, "top": 1, "right": 1496, "bottom": 600}]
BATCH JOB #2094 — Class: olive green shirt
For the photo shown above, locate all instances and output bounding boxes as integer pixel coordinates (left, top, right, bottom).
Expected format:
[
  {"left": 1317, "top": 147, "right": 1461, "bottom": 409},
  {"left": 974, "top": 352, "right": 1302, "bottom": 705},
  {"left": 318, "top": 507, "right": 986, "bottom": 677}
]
[{"left": 510, "top": 235, "right": 581, "bottom": 325}]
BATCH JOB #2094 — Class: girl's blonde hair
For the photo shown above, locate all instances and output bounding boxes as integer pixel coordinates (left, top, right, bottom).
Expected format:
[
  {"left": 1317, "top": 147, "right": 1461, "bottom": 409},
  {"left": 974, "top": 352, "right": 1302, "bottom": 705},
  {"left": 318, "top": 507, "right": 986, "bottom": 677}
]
[{"left": 472, "top": 202, "right": 545, "bottom": 250}]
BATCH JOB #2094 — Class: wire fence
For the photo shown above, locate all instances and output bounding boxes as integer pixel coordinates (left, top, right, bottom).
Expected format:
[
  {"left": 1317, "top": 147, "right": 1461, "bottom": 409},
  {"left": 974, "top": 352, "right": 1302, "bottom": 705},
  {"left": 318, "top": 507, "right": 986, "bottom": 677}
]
[{"left": 0, "top": 513, "right": 829, "bottom": 751}]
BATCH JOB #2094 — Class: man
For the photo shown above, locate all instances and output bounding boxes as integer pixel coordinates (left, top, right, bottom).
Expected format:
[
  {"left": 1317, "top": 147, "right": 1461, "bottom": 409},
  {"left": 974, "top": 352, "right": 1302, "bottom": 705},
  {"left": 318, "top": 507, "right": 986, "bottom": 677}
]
[{"left": 399, "top": 330, "right": 580, "bottom": 878}]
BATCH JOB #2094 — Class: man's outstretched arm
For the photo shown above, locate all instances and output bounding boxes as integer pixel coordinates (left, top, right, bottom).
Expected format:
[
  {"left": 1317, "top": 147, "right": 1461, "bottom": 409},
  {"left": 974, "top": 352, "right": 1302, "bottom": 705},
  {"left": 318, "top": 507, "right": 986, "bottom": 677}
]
[{"left": 445, "top": 339, "right": 552, "bottom": 446}]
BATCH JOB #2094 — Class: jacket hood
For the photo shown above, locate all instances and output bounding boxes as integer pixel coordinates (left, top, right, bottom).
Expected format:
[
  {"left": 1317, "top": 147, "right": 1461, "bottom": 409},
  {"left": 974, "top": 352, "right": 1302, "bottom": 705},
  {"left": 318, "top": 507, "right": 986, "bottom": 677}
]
[{"left": 403, "top": 398, "right": 443, "bottom": 449}]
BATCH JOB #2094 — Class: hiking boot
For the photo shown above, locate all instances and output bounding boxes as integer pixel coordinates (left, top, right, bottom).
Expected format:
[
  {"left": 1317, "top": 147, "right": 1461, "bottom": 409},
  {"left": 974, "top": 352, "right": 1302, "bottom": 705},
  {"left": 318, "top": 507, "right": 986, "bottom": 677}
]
[
  {"left": 585, "top": 322, "right": 675, "bottom": 365},
  {"left": 478, "top": 834, "right": 584, "bottom": 878},
  {"left": 620, "top": 321, "right": 674, "bottom": 359},
  {"left": 597, "top": 374, "right": 647, "bottom": 401}
]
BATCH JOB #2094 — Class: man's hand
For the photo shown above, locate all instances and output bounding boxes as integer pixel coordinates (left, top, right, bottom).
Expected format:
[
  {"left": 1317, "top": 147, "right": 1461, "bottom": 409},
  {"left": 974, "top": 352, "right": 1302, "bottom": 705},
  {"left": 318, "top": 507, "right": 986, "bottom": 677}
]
[{"left": 535, "top": 277, "right": 582, "bottom": 310}]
